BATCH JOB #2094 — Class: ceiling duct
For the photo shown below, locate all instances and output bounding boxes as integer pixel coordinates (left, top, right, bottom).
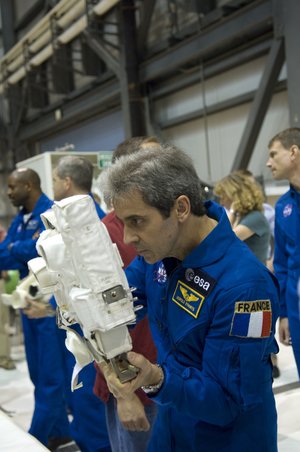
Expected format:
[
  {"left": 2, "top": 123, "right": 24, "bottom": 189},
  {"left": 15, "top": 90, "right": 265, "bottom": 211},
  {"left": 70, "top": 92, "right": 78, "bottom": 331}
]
[{"left": 0, "top": 0, "right": 120, "bottom": 94}]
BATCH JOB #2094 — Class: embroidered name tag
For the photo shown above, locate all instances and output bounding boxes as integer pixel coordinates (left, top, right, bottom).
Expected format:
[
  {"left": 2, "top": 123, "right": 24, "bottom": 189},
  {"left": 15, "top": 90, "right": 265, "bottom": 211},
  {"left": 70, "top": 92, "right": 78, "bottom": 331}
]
[
  {"left": 230, "top": 300, "right": 272, "bottom": 338},
  {"left": 172, "top": 280, "right": 204, "bottom": 318}
]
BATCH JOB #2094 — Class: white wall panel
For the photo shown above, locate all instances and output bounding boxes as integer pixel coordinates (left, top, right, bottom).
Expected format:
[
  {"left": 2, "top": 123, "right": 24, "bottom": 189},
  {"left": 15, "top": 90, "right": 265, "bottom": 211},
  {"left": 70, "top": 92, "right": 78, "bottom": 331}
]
[
  {"left": 163, "top": 103, "right": 251, "bottom": 183},
  {"left": 156, "top": 55, "right": 289, "bottom": 187},
  {"left": 248, "top": 91, "right": 289, "bottom": 181}
]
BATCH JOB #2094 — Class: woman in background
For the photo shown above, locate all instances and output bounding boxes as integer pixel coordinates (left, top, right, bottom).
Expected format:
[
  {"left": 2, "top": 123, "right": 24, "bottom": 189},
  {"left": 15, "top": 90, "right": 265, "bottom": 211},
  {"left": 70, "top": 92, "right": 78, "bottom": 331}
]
[{"left": 214, "top": 172, "right": 271, "bottom": 265}]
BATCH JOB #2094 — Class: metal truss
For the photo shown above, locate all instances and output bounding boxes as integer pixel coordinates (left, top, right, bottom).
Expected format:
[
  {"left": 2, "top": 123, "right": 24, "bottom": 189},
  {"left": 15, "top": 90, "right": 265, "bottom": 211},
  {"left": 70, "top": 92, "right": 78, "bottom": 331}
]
[{"left": 0, "top": 0, "right": 298, "bottom": 168}]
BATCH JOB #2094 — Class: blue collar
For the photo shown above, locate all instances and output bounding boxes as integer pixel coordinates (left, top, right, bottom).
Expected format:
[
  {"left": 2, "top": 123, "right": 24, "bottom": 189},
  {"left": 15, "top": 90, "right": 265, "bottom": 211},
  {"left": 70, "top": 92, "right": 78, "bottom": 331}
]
[
  {"left": 183, "top": 200, "right": 236, "bottom": 268},
  {"left": 290, "top": 184, "right": 300, "bottom": 202},
  {"left": 20, "top": 193, "right": 52, "bottom": 216}
]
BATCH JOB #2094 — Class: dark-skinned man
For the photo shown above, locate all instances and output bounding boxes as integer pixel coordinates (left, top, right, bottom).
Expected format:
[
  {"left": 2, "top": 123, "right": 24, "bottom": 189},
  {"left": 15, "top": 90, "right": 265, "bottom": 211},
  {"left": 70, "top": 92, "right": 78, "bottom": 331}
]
[{"left": 0, "top": 168, "right": 71, "bottom": 450}]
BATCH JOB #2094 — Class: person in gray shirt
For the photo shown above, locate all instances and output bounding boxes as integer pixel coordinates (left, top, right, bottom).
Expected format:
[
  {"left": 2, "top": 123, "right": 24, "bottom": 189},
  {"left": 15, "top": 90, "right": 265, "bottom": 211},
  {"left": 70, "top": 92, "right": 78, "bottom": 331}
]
[{"left": 214, "top": 171, "right": 271, "bottom": 265}]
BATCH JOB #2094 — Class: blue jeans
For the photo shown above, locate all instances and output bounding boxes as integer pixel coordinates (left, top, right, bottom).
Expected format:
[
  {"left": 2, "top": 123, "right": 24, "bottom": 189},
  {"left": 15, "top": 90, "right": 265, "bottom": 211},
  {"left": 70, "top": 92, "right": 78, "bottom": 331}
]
[{"left": 105, "top": 395, "right": 157, "bottom": 452}]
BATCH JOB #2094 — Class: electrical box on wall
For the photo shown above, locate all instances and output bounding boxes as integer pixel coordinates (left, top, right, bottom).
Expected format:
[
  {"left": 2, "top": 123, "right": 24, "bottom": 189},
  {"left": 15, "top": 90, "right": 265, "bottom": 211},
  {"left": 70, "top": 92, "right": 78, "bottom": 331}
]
[{"left": 16, "top": 151, "right": 112, "bottom": 201}]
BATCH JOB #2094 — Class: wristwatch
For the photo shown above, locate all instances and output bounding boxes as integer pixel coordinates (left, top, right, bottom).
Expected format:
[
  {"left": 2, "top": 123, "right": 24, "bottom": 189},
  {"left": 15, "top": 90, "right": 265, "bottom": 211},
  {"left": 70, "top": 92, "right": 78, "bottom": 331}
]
[{"left": 141, "top": 364, "right": 164, "bottom": 394}]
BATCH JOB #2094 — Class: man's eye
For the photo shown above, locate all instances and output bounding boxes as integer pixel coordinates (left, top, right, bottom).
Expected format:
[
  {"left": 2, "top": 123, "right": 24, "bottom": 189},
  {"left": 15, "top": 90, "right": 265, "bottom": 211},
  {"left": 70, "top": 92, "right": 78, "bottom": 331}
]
[{"left": 132, "top": 218, "right": 143, "bottom": 226}]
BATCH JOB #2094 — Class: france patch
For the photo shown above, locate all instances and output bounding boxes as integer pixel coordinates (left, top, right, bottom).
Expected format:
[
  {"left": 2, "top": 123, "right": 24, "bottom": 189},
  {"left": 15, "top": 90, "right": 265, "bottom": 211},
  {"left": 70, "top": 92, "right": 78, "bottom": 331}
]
[{"left": 230, "top": 300, "right": 272, "bottom": 338}]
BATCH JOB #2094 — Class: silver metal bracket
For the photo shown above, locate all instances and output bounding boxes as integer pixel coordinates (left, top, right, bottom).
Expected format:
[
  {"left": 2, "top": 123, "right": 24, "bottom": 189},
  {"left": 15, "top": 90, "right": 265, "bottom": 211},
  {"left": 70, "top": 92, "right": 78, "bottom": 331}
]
[{"left": 110, "top": 353, "right": 139, "bottom": 383}]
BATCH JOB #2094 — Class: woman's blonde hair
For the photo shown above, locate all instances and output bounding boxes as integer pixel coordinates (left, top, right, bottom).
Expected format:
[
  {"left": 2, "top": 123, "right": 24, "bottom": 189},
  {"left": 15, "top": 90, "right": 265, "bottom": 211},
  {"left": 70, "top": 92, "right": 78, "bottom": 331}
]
[{"left": 214, "top": 171, "right": 264, "bottom": 216}]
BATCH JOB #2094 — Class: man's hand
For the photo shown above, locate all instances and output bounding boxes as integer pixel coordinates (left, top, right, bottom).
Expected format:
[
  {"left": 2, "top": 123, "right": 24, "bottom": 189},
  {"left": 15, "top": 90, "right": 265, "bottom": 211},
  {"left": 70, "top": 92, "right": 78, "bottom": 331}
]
[
  {"left": 279, "top": 317, "right": 291, "bottom": 346},
  {"left": 99, "top": 351, "right": 163, "bottom": 399},
  {"left": 116, "top": 393, "right": 150, "bottom": 432},
  {"left": 22, "top": 298, "right": 54, "bottom": 319}
]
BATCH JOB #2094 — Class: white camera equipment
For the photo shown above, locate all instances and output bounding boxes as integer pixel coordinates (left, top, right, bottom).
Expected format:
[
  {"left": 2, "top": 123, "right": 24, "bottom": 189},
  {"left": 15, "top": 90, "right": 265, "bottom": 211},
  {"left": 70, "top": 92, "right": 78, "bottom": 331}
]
[{"left": 28, "top": 195, "right": 139, "bottom": 389}]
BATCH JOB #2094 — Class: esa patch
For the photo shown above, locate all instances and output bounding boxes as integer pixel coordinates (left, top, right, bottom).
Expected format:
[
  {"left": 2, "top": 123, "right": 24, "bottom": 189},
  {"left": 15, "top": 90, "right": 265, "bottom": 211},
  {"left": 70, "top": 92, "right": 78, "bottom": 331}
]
[
  {"left": 184, "top": 268, "right": 216, "bottom": 297},
  {"left": 172, "top": 280, "right": 204, "bottom": 318},
  {"left": 230, "top": 300, "right": 272, "bottom": 338}
]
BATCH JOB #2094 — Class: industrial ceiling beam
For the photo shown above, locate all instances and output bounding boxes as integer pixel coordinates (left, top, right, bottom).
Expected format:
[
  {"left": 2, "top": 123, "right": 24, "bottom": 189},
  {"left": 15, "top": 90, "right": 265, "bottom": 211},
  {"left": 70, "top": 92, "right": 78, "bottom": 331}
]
[
  {"left": 159, "top": 79, "right": 287, "bottom": 129},
  {"left": 140, "top": 0, "right": 272, "bottom": 82},
  {"left": 15, "top": 0, "right": 283, "bottom": 151},
  {"left": 151, "top": 38, "right": 272, "bottom": 99},
  {"left": 16, "top": 34, "right": 274, "bottom": 143},
  {"left": 82, "top": 29, "right": 121, "bottom": 78},
  {"left": 15, "top": 0, "right": 47, "bottom": 32},
  {"left": 0, "top": 0, "right": 16, "bottom": 51},
  {"left": 283, "top": 0, "right": 300, "bottom": 126},
  {"left": 119, "top": 0, "right": 146, "bottom": 137},
  {"left": 232, "top": 37, "right": 285, "bottom": 171},
  {"left": 137, "top": 0, "right": 156, "bottom": 58},
  {"left": 18, "top": 78, "right": 119, "bottom": 142}
]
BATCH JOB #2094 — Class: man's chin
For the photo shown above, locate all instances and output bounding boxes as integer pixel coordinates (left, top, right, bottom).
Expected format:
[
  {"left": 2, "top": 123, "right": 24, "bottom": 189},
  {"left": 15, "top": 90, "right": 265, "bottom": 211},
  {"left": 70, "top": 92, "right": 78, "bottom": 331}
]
[
  {"left": 138, "top": 251, "right": 157, "bottom": 264},
  {"left": 272, "top": 173, "right": 282, "bottom": 181}
]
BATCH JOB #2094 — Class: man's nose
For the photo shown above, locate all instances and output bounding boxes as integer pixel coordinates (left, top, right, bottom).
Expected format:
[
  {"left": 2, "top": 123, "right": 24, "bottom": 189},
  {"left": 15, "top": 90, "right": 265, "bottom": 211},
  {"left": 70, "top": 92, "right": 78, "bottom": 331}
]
[{"left": 123, "top": 226, "right": 138, "bottom": 245}]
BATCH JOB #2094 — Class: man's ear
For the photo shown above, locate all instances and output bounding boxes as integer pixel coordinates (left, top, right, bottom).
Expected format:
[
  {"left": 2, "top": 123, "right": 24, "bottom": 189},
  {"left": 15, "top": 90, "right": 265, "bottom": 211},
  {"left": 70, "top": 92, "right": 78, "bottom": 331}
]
[
  {"left": 64, "top": 176, "right": 72, "bottom": 190},
  {"left": 25, "top": 182, "right": 32, "bottom": 193},
  {"left": 290, "top": 144, "right": 300, "bottom": 161},
  {"left": 175, "top": 195, "right": 190, "bottom": 222}
]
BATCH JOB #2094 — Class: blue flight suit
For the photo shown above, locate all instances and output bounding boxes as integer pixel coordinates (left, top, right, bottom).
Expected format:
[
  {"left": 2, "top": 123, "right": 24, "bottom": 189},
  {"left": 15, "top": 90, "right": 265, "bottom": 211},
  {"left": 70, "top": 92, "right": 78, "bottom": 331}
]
[
  {"left": 273, "top": 185, "right": 300, "bottom": 376},
  {"left": 89, "top": 193, "right": 106, "bottom": 220},
  {"left": 57, "top": 326, "right": 111, "bottom": 452},
  {"left": 125, "top": 201, "right": 279, "bottom": 452},
  {"left": 54, "top": 198, "right": 111, "bottom": 452},
  {"left": 0, "top": 194, "right": 70, "bottom": 446}
]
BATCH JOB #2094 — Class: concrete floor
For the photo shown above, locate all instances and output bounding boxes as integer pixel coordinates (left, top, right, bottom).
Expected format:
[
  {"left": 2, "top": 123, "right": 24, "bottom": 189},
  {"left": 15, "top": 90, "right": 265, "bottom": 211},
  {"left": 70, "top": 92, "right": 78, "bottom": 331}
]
[{"left": 0, "top": 338, "right": 299, "bottom": 451}]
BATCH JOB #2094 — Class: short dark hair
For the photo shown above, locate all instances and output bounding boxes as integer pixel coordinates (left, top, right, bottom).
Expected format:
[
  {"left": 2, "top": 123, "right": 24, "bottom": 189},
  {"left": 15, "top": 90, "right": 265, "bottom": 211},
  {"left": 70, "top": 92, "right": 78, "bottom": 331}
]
[
  {"left": 55, "top": 155, "right": 93, "bottom": 192},
  {"left": 268, "top": 127, "right": 300, "bottom": 149},
  {"left": 112, "top": 136, "right": 160, "bottom": 163},
  {"left": 13, "top": 168, "right": 41, "bottom": 189},
  {"left": 101, "top": 142, "right": 206, "bottom": 218}
]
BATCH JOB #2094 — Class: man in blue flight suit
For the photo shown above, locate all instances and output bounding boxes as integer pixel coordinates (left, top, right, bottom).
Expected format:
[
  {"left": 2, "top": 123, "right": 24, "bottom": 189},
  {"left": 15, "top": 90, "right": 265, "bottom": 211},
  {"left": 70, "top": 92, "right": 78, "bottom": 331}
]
[
  {"left": 51, "top": 155, "right": 111, "bottom": 452},
  {"left": 0, "top": 168, "right": 70, "bottom": 449},
  {"left": 267, "top": 127, "right": 300, "bottom": 378},
  {"left": 98, "top": 143, "right": 279, "bottom": 452}
]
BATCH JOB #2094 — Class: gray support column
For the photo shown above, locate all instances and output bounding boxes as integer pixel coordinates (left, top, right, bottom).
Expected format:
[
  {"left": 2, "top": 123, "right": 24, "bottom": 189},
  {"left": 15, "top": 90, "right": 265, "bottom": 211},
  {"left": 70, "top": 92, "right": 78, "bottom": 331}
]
[
  {"left": 137, "top": 0, "right": 156, "bottom": 58},
  {"left": 282, "top": 0, "right": 300, "bottom": 126},
  {"left": 0, "top": 0, "right": 16, "bottom": 51},
  {"left": 119, "top": 0, "right": 146, "bottom": 137},
  {"left": 0, "top": 0, "right": 19, "bottom": 163},
  {"left": 232, "top": 38, "right": 284, "bottom": 171}
]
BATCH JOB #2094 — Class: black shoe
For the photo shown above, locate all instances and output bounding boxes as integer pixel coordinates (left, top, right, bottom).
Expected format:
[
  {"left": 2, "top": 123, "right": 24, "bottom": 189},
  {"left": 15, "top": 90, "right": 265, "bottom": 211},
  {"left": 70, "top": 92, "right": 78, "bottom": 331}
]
[
  {"left": 272, "top": 365, "right": 280, "bottom": 379},
  {"left": 47, "top": 437, "right": 76, "bottom": 451}
]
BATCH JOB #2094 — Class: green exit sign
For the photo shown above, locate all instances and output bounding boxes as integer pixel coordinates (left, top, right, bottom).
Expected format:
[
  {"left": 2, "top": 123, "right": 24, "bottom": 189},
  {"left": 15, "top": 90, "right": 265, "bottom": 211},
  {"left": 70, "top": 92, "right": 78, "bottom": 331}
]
[{"left": 98, "top": 153, "right": 112, "bottom": 168}]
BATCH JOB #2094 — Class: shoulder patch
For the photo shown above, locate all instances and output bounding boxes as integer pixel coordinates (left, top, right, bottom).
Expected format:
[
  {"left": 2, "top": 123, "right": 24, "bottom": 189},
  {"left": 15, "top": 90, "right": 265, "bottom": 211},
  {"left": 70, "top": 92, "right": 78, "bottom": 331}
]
[
  {"left": 172, "top": 280, "right": 204, "bottom": 318},
  {"left": 184, "top": 268, "right": 216, "bottom": 297},
  {"left": 283, "top": 203, "right": 293, "bottom": 217},
  {"left": 27, "top": 219, "right": 39, "bottom": 230},
  {"left": 153, "top": 262, "right": 167, "bottom": 285},
  {"left": 230, "top": 300, "right": 272, "bottom": 338}
]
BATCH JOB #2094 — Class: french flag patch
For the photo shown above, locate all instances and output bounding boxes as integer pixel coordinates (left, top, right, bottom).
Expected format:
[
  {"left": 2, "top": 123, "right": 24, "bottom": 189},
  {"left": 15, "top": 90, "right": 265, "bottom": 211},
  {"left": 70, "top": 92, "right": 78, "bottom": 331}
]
[{"left": 230, "top": 300, "right": 272, "bottom": 338}]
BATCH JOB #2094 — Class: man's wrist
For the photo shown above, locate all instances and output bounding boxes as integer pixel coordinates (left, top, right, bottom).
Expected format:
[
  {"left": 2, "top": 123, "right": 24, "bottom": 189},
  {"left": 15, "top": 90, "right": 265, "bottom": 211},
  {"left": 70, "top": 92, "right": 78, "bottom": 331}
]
[{"left": 141, "top": 364, "right": 164, "bottom": 394}]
